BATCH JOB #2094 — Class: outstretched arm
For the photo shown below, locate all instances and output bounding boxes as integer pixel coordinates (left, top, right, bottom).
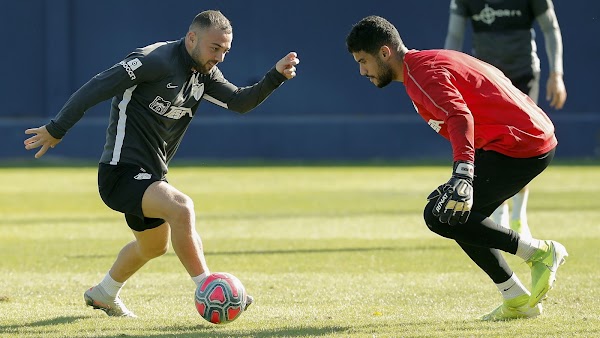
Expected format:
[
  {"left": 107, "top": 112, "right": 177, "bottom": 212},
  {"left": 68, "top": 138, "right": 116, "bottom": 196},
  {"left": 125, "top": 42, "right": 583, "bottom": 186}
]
[
  {"left": 23, "top": 68, "right": 130, "bottom": 158},
  {"left": 23, "top": 53, "right": 165, "bottom": 158},
  {"left": 537, "top": 8, "right": 567, "bottom": 109},
  {"left": 204, "top": 52, "right": 300, "bottom": 114}
]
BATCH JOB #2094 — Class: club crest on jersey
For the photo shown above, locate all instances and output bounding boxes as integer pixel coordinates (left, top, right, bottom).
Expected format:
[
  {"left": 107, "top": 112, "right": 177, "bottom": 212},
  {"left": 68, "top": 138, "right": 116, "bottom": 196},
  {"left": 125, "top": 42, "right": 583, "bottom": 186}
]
[
  {"left": 149, "top": 96, "right": 172, "bottom": 115},
  {"left": 191, "top": 83, "right": 205, "bottom": 101},
  {"left": 428, "top": 119, "right": 444, "bottom": 133}
]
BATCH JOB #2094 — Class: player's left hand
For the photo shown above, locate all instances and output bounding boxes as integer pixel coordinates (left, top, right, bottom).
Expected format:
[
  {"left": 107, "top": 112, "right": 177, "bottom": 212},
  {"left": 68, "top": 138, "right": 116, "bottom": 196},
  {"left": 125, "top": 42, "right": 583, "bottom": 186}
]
[
  {"left": 546, "top": 72, "right": 567, "bottom": 109},
  {"left": 276, "top": 52, "right": 299, "bottom": 79},
  {"left": 430, "top": 161, "right": 474, "bottom": 226}
]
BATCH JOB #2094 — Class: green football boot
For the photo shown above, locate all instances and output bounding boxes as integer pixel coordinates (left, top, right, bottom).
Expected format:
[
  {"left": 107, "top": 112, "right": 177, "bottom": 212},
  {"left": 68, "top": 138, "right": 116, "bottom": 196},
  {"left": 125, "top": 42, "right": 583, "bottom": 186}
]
[
  {"left": 480, "top": 294, "right": 542, "bottom": 321},
  {"left": 527, "top": 240, "right": 568, "bottom": 307}
]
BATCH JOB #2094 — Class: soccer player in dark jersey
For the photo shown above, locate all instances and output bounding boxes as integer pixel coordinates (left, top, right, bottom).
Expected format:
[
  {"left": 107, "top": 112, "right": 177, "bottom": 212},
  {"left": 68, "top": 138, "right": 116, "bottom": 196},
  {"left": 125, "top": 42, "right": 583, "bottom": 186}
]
[
  {"left": 24, "top": 10, "right": 299, "bottom": 317},
  {"left": 444, "top": 0, "right": 567, "bottom": 238},
  {"left": 346, "top": 15, "right": 567, "bottom": 321}
]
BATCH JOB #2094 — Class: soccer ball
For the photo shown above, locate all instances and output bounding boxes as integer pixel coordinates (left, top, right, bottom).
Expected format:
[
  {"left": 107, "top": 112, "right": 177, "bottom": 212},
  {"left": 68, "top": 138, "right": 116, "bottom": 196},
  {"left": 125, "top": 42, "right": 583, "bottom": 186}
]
[{"left": 194, "top": 272, "right": 247, "bottom": 324}]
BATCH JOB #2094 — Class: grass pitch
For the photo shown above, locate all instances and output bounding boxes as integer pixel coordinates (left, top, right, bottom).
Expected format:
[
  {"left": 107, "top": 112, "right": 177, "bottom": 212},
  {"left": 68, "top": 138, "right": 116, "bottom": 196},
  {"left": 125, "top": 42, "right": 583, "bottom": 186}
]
[{"left": 0, "top": 164, "right": 599, "bottom": 337}]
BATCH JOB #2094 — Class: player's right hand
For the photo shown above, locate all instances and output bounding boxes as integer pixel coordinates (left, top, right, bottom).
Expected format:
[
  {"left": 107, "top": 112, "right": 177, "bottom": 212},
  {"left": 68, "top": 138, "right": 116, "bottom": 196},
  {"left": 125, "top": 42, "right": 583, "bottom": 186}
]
[
  {"left": 24, "top": 126, "right": 61, "bottom": 158},
  {"left": 546, "top": 72, "right": 567, "bottom": 110},
  {"left": 431, "top": 161, "right": 474, "bottom": 226}
]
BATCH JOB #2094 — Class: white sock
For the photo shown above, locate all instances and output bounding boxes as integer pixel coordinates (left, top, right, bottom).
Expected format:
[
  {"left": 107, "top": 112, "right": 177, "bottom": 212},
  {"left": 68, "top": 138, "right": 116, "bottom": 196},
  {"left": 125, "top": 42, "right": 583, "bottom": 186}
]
[
  {"left": 515, "top": 237, "right": 545, "bottom": 261},
  {"left": 192, "top": 271, "right": 211, "bottom": 286},
  {"left": 511, "top": 190, "right": 529, "bottom": 223},
  {"left": 496, "top": 273, "right": 529, "bottom": 300},
  {"left": 491, "top": 203, "right": 510, "bottom": 228},
  {"left": 99, "top": 272, "right": 125, "bottom": 298}
]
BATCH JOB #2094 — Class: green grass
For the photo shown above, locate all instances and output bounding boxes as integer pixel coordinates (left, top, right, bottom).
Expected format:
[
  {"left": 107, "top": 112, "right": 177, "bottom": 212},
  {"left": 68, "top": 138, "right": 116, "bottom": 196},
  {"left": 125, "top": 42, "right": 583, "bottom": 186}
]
[{"left": 0, "top": 164, "right": 599, "bottom": 337}]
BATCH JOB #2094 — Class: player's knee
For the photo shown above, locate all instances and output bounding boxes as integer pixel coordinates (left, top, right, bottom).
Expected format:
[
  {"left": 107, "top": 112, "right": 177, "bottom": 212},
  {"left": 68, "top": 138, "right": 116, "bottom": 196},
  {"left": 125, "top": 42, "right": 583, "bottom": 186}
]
[
  {"left": 423, "top": 201, "right": 436, "bottom": 228},
  {"left": 139, "top": 240, "right": 169, "bottom": 259},
  {"left": 168, "top": 193, "right": 195, "bottom": 226},
  {"left": 423, "top": 212, "right": 439, "bottom": 233},
  {"left": 423, "top": 201, "right": 447, "bottom": 236}
]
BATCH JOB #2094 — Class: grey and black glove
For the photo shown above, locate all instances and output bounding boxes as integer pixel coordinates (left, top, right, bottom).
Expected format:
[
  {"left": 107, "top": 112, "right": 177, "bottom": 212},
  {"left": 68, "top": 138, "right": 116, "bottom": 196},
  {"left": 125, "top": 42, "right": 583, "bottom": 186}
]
[{"left": 428, "top": 161, "right": 474, "bottom": 226}]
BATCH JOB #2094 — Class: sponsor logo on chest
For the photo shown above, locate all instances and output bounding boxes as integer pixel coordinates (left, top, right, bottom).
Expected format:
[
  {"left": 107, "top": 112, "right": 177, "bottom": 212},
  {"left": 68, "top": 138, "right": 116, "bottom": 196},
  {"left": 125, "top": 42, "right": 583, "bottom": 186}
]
[
  {"left": 473, "top": 4, "right": 522, "bottom": 25},
  {"left": 149, "top": 96, "right": 193, "bottom": 120},
  {"left": 412, "top": 102, "right": 445, "bottom": 133},
  {"left": 146, "top": 75, "right": 204, "bottom": 120}
]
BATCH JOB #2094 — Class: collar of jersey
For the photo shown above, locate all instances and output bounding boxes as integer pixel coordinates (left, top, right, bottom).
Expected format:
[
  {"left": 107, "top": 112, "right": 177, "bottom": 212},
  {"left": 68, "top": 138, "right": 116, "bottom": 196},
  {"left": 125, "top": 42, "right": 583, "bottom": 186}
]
[{"left": 179, "top": 38, "right": 199, "bottom": 73}]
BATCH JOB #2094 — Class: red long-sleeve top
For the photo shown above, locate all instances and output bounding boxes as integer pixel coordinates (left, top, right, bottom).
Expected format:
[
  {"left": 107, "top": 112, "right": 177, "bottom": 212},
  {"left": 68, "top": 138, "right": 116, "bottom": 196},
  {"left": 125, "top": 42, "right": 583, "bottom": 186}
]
[{"left": 403, "top": 49, "right": 557, "bottom": 163}]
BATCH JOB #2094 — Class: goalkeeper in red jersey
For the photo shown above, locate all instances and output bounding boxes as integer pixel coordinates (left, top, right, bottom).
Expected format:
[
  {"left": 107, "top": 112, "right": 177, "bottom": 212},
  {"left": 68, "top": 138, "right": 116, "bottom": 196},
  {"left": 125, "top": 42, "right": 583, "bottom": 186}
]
[
  {"left": 346, "top": 15, "right": 567, "bottom": 321},
  {"left": 444, "top": 0, "right": 568, "bottom": 238}
]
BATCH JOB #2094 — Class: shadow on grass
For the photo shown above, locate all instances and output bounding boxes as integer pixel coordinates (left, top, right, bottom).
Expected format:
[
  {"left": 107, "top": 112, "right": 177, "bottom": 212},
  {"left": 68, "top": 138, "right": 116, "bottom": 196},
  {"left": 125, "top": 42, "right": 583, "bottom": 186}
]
[
  {"left": 0, "top": 316, "right": 87, "bottom": 334},
  {"left": 67, "top": 244, "right": 449, "bottom": 260},
  {"left": 102, "top": 324, "right": 351, "bottom": 338},
  {"left": 0, "top": 317, "right": 351, "bottom": 337},
  {"left": 7, "top": 197, "right": 600, "bottom": 229},
  {"left": 3, "top": 316, "right": 598, "bottom": 338},
  {"left": 3, "top": 208, "right": 414, "bottom": 227},
  {"left": 204, "top": 244, "right": 448, "bottom": 256}
]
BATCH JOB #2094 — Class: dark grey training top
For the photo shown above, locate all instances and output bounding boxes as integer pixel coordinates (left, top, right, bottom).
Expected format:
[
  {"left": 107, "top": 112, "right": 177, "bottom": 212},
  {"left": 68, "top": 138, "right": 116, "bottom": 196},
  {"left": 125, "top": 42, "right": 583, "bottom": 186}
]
[
  {"left": 445, "top": 0, "right": 559, "bottom": 81},
  {"left": 46, "top": 38, "right": 287, "bottom": 176}
]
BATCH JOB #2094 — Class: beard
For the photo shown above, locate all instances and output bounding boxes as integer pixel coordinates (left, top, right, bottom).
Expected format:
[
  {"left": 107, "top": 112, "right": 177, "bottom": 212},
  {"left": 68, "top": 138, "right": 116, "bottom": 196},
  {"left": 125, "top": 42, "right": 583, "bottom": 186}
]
[
  {"left": 374, "top": 57, "right": 393, "bottom": 88},
  {"left": 190, "top": 48, "right": 216, "bottom": 74},
  {"left": 197, "top": 61, "right": 216, "bottom": 74}
]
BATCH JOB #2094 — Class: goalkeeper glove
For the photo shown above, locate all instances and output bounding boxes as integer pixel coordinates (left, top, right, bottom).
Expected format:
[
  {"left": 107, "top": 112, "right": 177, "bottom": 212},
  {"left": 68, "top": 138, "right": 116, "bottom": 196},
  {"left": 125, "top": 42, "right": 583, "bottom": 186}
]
[{"left": 429, "top": 161, "right": 474, "bottom": 226}]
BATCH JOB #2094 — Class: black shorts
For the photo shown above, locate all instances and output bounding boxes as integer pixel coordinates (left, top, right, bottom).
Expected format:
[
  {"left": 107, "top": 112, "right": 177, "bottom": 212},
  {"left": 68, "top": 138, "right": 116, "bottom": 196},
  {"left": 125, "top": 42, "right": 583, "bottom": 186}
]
[
  {"left": 470, "top": 148, "right": 555, "bottom": 216},
  {"left": 98, "top": 163, "right": 166, "bottom": 232},
  {"left": 423, "top": 147, "right": 555, "bottom": 249}
]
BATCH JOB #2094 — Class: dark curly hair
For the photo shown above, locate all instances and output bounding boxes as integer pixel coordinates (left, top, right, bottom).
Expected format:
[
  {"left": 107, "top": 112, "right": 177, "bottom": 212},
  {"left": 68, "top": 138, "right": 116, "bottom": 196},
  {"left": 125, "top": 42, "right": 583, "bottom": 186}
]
[{"left": 346, "top": 16, "right": 404, "bottom": 55}]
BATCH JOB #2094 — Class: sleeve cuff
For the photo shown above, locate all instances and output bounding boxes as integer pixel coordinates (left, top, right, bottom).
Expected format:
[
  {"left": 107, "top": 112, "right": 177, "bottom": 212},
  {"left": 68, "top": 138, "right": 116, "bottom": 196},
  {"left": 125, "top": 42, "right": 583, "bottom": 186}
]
[
  {"left": 267, "top": 67, "right": 288, "bottom": 85},
  {"left": 45, "top": 121, "right": 66, "bottom": 139}
]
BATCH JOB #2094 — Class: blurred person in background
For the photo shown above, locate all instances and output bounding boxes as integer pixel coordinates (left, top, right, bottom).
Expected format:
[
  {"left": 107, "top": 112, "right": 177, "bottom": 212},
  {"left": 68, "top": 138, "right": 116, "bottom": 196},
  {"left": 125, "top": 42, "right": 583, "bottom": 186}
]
[
  {"left": 444, "top": 0, "right": 567, "bottom": 238},
  {"left": 24, "top": 10, "right": 299, "bottom": 317}
]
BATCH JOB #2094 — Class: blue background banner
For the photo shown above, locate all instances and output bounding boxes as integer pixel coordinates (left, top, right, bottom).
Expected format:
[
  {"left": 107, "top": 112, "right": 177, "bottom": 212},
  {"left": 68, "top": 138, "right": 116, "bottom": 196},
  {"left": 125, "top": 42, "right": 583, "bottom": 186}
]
[{"left": 2, "top": 1, "right": 598, "bottom": 161}]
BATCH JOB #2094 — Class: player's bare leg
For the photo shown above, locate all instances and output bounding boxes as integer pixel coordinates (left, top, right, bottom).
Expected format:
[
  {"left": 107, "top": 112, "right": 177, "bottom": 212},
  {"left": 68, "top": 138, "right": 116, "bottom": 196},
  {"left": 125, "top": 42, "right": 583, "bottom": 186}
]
[
  {"left": 111, "top": 224, "right": 171, "bottom": 281},
  {"left": 84, "top": 219, "right": 170, "bottom": 317},
  {"left": 141, "top": 181, "right": 209, "bottom": 279},
  {"left": 84, "top": 182, "right": 209, "bottom": 317},
  {"left": 142, "top": 182, "right": 253, "bottom": 308}
]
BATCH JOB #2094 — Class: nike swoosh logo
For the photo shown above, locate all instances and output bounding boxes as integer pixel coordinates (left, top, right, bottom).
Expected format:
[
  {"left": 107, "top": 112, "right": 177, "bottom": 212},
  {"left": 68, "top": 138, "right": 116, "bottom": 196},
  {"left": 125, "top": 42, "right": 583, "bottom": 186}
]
[
  {"left": 166, "top": 83, "right": 178, "bottom": 89},
  {"left": 501, "top": 282, "right": 517, "bottom": 292}
]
